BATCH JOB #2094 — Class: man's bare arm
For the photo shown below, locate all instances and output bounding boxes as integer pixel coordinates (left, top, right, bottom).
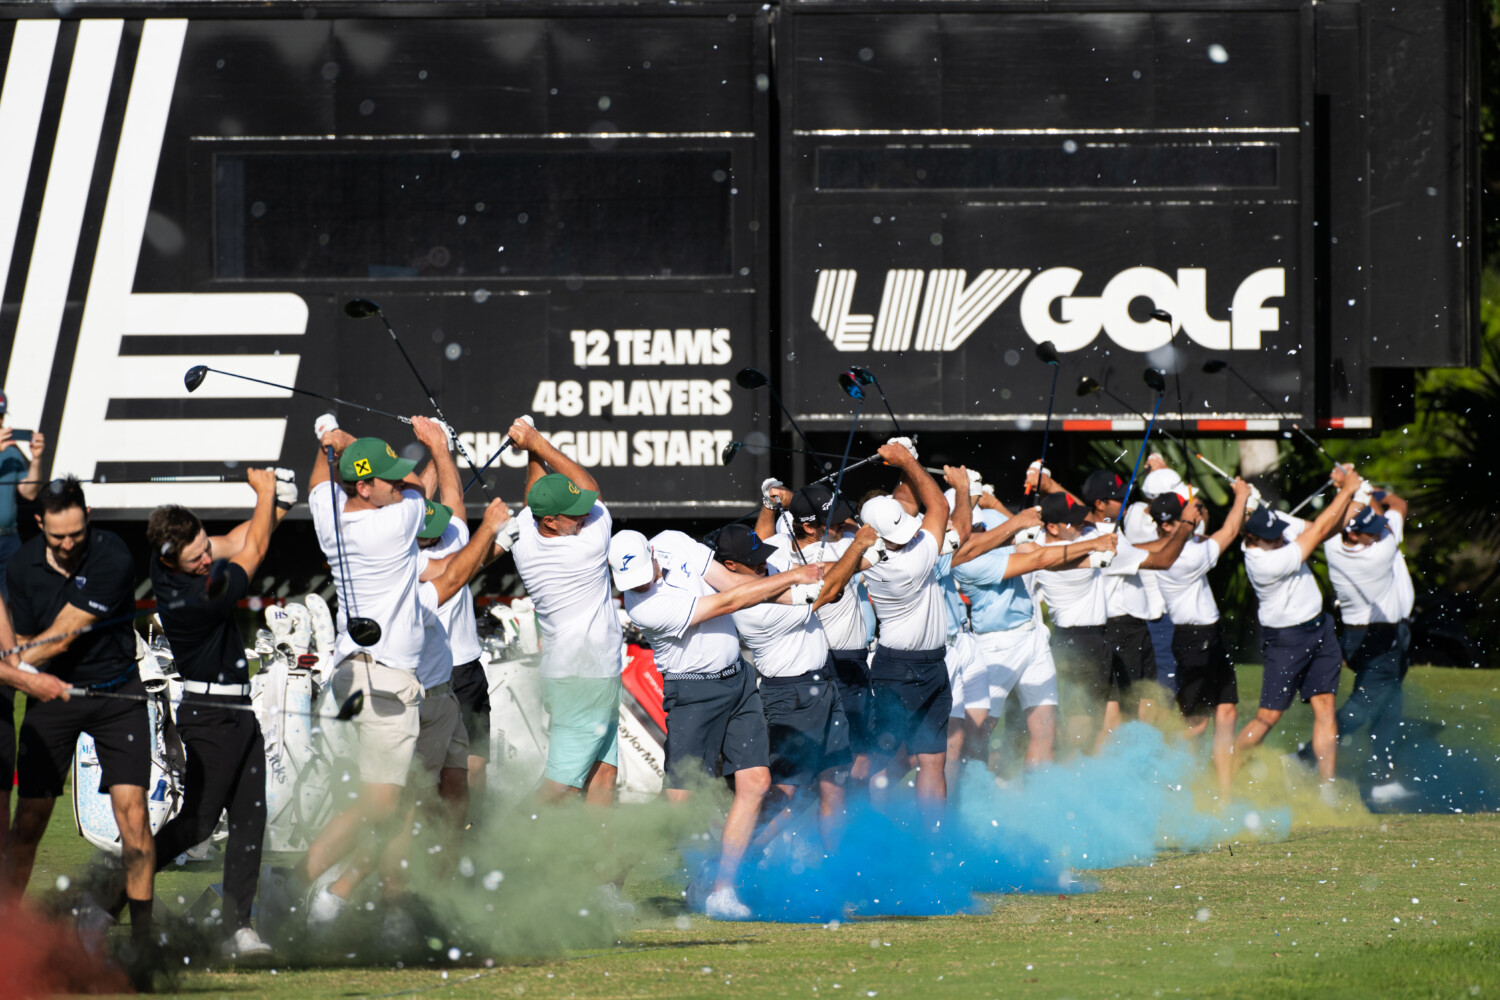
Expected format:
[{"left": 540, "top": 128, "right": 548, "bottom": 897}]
[{"left": 688, "top": 562, "right": 824, "bottom": 626}]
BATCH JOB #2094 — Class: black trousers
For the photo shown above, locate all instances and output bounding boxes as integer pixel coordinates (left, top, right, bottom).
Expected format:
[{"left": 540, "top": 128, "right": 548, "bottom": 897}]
[{"left": 153, "top": 698, "right": 266, "bottom": 930}]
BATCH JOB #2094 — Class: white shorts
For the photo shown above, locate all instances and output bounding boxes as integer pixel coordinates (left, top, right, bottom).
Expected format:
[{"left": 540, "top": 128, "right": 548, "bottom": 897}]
[
  {"left": 945, "top": 631, "right": 989, "bottom": 717},
  {"left": 975, "top": 623, "right": 1059, "bottom": 716}
]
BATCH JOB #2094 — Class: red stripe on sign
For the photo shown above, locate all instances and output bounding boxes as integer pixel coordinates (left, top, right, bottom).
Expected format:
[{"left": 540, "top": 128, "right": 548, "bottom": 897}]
[
  {"left": 1062, "top": 420, "right": 1114, "bottom": 431},
  {"left": 1195, "top": 420, "right": 1248, "bottom": 431},
  {"left": 621, "top": 643, "right": 667, "bottom": 730}
]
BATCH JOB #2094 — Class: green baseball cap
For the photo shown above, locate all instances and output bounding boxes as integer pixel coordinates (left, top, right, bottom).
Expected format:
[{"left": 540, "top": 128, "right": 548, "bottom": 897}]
[
  {"left": 527, "top": 472, "right": 597, "bottom": 517},
  {"left": 418, "top": 500, "right": 453, "bottom": 539},
  {"left": 340, "top": 437, "right": 417, "bottom": 483}
]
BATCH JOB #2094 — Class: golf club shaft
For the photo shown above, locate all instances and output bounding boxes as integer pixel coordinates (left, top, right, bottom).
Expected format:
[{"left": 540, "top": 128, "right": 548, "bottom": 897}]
[
  {"left": 463, "top": 437, "right": 517, "bottom": 494},
  {"left": 1288, "top": 479, "right": 1333, "bottom": 516},
  {"left": 1120, "top": 393, "right": 1166, "bottom": 517},
  {"left": 867, "top": 379, "right": 905, "bottom": 437},
  {"left": 1192, "top": 453, "right": 1236, "bottom": 483},
  {"left": 17, "top": 475, "right": 245, "bottom": 485},
  {"left": 825, "top": 397, "right": 865, "bottom": 536},
  {"left": 0, "top": 592, "right": 208, "bottom": 660},
  {"left": 204, "top": 368, "right": 412, "bottom": 424},
  {"left": 1094, "top": 385, "right": 1187, "bottom": 447},
  {"left": 1029, "top": 365, "right": 1060, "bottom": 495},
  {"left": 326, "top": 446, "right": 360, "bottom": 623},
  {"left": 1223, "top": 365, "right": 1336, "bottom": 460},
  {"left": 374, "top": 314, "right": 495, "bottom": 501}
]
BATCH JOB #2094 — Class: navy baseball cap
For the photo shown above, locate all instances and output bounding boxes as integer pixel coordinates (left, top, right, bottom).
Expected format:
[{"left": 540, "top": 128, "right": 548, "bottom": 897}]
[
  {"left": 1148, "top": 492, "right": 1185, "bottom": 524},
  {"left": 1243, "top": 506, "right": 1288, "bottom": 540},
  {"left": 790, "top": 483, "right": 856, "bottom": 525},
  {"left": 713, "top": 523, "right": 773, "bottom": 566},
  {"left": 1039, "top": 491, "right": 1090, "bottom": 526},
  {"left": 1346, "top": 507, "right": 1389, "bottom": 538},
  {"left": 1081, "top": 470, "right": 1128, "bottom": 505}
]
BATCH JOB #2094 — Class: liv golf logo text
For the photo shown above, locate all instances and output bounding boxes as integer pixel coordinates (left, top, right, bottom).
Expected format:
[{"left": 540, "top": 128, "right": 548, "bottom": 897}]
[{"left": 811, "top": 267, "right": 1285, "bottom": 354}]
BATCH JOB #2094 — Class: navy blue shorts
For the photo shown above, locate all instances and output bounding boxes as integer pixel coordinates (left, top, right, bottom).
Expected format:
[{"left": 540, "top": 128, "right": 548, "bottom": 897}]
[
  {"left": 1171, "top": 623, "right": 1239, "bottom": 717},
  {"left": 868, "top": 645, "right": 951, "bottom": 758},
  {"left": 1105, "top": 615, "right": 1158, "bottom": 700},
  {"left": 1260, "top": 614, "right": 1342, "bottom": 711},
  {"left": 1050, "top": 625, "right": 1110, "bottom": 705},
  {"left": 828, "top": 647, "right": 874, "bottom": 755},
  {"left": 662, "top": 665, "right": 769, "bottom": 786},
  {"left": 759, "top": 658, "right": 852, "bottom": 786}
]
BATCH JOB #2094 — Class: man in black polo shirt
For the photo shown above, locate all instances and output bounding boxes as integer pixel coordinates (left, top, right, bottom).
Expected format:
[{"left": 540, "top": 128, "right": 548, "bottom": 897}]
[
  {"left": 147, "top": 466, "right": 291, "bottom": 958},
  {"left": 2, "top": 477, "right": 151, "bottom": 949}
]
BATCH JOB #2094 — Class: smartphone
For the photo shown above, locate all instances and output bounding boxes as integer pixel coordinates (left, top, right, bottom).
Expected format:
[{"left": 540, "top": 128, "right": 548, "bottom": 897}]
[{"left": 8, "top": 429, "right": 31, "bottom": 443}]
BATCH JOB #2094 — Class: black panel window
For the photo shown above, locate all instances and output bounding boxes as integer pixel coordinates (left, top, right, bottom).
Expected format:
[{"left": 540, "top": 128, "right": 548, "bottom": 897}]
[
  {"left": 215, "top": 149, "right": 735, "bottom": 279},
  {"left": 816, "top": 144, "right": 1278, "bottom": 191}
]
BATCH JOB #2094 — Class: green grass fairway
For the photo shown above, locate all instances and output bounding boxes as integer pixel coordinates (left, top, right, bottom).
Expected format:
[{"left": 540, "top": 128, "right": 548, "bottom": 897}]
[{"left": 12, "top": 666, "right": 1497, "bottom": 999}]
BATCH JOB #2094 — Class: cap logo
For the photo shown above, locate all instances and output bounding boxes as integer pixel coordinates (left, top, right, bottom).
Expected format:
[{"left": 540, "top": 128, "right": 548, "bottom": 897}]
[
  {"left": 353, "top": 458, "right": 372, "bottom": 477},
  {"left": 619, "top": 553, "right": 634, "bottom": 569},
  {"left": 1065, "top": 495, "right": 1077, "bottom": 508},
  {"left": 568, "top": 482, "right": 580, "bottom": 495},
  {"left": 425, "top": 503, "right": 435, "bottom": 516},
  {"left": 385, "top": 444, "right": 397, "bottom": 459}
]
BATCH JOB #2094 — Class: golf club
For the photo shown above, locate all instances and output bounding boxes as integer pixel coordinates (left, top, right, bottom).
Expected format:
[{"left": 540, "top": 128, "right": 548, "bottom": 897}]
[
  {"left": 1191, "top": 452, "right": 1237, "bottom": 483},
  {"left": 463, "top": 415, "right": 533, "bottom": 494},
  {"left": 325, "top": 445, "right": 382, "bottom": 647},
  {"left": 344, "top": 299, "right": 493, "bottom": 501},
  {"left": 1078, "top": 375, "right": 1232, "bottom": 485},
  {"left": 734, "top": 367, "right": 823, "bottom": 467},
  {"left": 1118, "top": 367, "right": 1168, "bottom": 513},
  {"left": 185, "top": 366, "right": 411, "bottom": 426},
  {"left": 68, "top": 686, "right": 366, "bottom": 722},
  {"left": 1201, "top": 358, "right": 1338, "bottom": 462},
  {"left": 721, "top": 440, "right": 841, "bottom": 470},
  {"left": 1028, "top": 340, "right": 1061, "bottom": 494},
  {"left": 0, "top": 559, "right": 236, "bottom": 662},
  {"left": 1288, "top": 478, "right": 1334, "bottom": 516},
  {"left": 1151, "top": 307, "right": 1211, "bottom": 498},
  {"left": 18, "top": 474, "right": 249, "bottom": 485},
  {"left": 848, "top": 366, "right": 905, "bottom": 437},
  {"left": 824, "top": 372, "right": 867, "bottom": 537}
]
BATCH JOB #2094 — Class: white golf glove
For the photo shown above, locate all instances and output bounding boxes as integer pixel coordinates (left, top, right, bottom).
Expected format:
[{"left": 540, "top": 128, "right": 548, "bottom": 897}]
[
  {"left": 314, "top": 413, "right": 339, "bottom": 442},
  {"left": 1014, "top": 525, "right": 1045, "bottom": 546},
  {"left": 272, "top": 467, "right": 298, "bottom": 509},
  {"left": 942, "top": 527, "right": 961, "bottom": 555},
  {"left": 1354, "top": 480, "right": 1374, "bottom": 505},
  {"left": 1245, "top": 485, "right": 1263, "bottom": 512},
  {"left": 761, "top": 477, "right": 785, "bottom": 510},
  {"left": 493, "top": 516, "right": 522, "bottom": 553},
  {"left": 434, "top": 419, "right": 457, "bottom": 451},
  {"left": 1088, "top": 549, "right": 1115, "bottom": 569},
  {"left": 966, "top": 469, "right": 985, "bottom": 497},
  {"left": 789, "top": 583, "right": 822, "bottom": 606},
  {"left": 867, "top": 536, "right": 889, "bottom": 564},
  {"left": 1027, "top": 460, "right": 1051, "bottom": 479},
  {"left": 886, "top": 436, "right": 918, "bottom": 461}
]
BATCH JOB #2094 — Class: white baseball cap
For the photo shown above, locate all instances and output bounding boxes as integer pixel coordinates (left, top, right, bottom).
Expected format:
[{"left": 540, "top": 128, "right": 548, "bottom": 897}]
[
  {"left": 861, "top": 495, "right": 920, "bottom": 546},
  {"left": 1142, "top": 468, "right": 1186, "bottom": 500},
  {"left": 608, "top": 530, "right": 654, "bottom": 591}
]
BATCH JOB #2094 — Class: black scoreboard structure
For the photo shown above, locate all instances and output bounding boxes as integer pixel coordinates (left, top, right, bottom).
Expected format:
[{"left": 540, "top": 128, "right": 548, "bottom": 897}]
[{"left": 0, "top": 1, "right": 1477, "bottom": 519}]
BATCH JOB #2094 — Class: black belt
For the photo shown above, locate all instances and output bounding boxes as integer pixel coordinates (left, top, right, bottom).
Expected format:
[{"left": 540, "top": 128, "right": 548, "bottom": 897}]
[
  {"left": 760, "top": 670, "right": 830, "bottom": 687},
  {"left": 663, "top": 663, "right": 740, "bottom": 681}
]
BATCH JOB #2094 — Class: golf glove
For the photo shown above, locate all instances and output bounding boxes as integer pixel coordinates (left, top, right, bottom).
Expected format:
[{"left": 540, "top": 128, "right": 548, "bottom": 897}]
[
  {"left": 493, "top": 515, "right": 522, "bottom": 553},
  {"left": 867, "top": 536, "right": 889, "bottom": 564},
  {"left": 789, "top": 583, "right": 821, "bottom": 606},
  {"left": 434, "top": 419, "right": 457, "bottom": 450},
  {"left": 761, "top": 478, "right": 785, "bottom": 510},
  {"left": 1354, "top": 480, "right": 1374, "bottom": 505},
  {"left": 1014, "top": 525, "right": 1045, "bottom": 546},
  {"left": 273, "top": 467, "right": 298, "bottom": 509},
  {"left": 1088, "top": 549, "right": 1114, "bottom": 569},
  {"left": 967, "top": 469, "right": 986, "bottom": 497},
  {"left": 1245, "top": 485, "right": 1263, "bottom": 512},
  {"left": 942, "top": 527, "right": 961, "bottom": 555},
  {"left": 314, "top": 413, "right": 339, "bottom": 441},
  {"left": 886, "top": 436, "right": 918, "bottom": 461}
]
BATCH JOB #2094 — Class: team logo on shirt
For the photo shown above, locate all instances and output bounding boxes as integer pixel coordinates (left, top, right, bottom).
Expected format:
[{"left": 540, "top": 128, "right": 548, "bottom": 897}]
[
  {"left": 353, "top": 458, "right": 372, "bottom": 477},
  {"left": 74, "top": 576, "right": 87, "bottom": 588}
]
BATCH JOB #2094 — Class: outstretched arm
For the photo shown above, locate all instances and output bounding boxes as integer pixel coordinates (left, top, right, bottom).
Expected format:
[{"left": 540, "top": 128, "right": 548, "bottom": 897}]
[
  {"left": 511, "top": 419, "right": 599, "bottom": 498},
  {"left": 425, "top": 499, "right": 511, "bottom": 605},
  {"left": 812, "top": 525, "right": 877, "bottom": 611},
  {"left": 1296, "top": 470, "right": 1362, "bottom": 561},
  {"left": 951, "top": 507, "right": 1042, "bottom": 569},
  {"left": 1206, "top": 479, "right": 1253, "bottom": 553},
  {"left": 688, "top": 562, "right": 824, "bottom": 626},
  {"left": 880, "top": 442, "right": 948, "bottom": 542}
]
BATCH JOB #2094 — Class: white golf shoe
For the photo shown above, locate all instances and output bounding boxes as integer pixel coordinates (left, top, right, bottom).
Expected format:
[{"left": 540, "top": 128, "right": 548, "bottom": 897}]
[
  {"left": 1369, "top": 779, "right": 1416, "bottom": 804},
  {"left": 307, "top": 887, "right": 346, "bottom": 926},
  {"left": 223, "top": 926, "right": 274, "bottom": 958},
  {"left": 704, "top": 887, "right": 752, "bottom": 921}
]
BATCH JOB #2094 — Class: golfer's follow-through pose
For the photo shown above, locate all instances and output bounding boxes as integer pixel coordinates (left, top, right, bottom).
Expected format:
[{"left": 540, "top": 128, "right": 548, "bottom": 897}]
[
  {"left": 2, "top": 478, "right": 155, "bottom": 952},
  {"left": 508, "top": 418, "right": 625, "bottom": 804},
  {"left": 611, "top": 527, "right": 822, "bottom": 920},
  {"left": 146, "top": 467, "right": 295, "bottom": 957},
  {"left": 299, "top": 416, "right": 447, "bottom": 920}
]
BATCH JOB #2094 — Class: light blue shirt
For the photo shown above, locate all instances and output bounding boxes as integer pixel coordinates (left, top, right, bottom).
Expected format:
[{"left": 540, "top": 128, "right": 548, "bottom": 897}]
[
  {"left": 951, "top": 508, "right": 1036, "bottom": 633},
  {"left": 936, "top": 552, "right": 968, "bottom": 638}
]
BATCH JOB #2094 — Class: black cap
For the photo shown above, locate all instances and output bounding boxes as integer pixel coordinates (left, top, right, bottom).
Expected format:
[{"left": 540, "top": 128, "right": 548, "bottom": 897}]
[
  {"left": 1080, "top": 470, "right": 1127, "bottom": 506},
  {"left": 1243, "top": 506, "right": 1288, "bottom": 541},
  {"left": 1346, "top": 507, "right": 1389, "bottom": 538},
  {"left": 1039, "top": 491, "right": 1090, "bottom": 526},
  {"left": 0, "top": 390, "right": 7, "bottom": 415},
  {"left": 1148, "top": 492, "right": 1185, "bottom": 524},
  {"left": 714, "top": 523, "right": 773, "bottom": 566},
  {"left": 789, "top": 483, "right": 856, "bottom": 525}
]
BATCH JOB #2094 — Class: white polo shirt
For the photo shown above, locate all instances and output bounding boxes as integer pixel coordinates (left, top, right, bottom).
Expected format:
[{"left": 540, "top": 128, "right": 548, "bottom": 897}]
[
  {"left": 1031, "top": 527, "right": 1108, "bottom": 629},
  {"left": 1242, "top": 516, "right": 1324, "bottom": 628},
  {"left": 1323, "top": 511, "right": 1405, "bottom": 626},
  {"left": 1155, "top": 537, "right": 1222, "bottom": 626},
  {"left": 1122, "top": 502, "right": 1167, "bottom": 620},
  {"left": 622, "top": 533, "right": 740, "bottom": 677},
  {"left": 310, "top": 481, "right": 426, "bottom": 672},
  {"left": 861, "top": 529, "right": 947, "bottom": 651},
  {"left": 417, "top": 519, "right": 484, "bottom": 672},
  {"left": 511, "top": 501, "right": 622, "bottom": 679},
  {"left": 732, "top": 576, "right": 829, "bottom": 679},
  {"left": 769, "top": 532, "right": 868, "bottom": 652}
]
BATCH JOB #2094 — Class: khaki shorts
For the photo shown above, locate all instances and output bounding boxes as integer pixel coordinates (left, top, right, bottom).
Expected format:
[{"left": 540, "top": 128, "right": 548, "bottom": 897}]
[
  {"left": 331, "top": 654, "right": 423, "bottom": 787},
  {"left": 413, "top": 683, "right": 470, "bottom": 786}
]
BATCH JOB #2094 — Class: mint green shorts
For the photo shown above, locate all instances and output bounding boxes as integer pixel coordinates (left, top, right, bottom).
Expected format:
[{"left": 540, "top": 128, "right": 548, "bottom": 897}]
[{"left": 541, "top": 675, "right": 622, "bottom": 788}]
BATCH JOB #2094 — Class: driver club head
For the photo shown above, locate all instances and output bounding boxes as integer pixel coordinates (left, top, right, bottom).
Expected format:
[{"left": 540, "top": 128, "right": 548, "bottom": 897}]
[
  {"left": 1150, "top": 309, "right": 1173, "bottom": 325},
  {"left": 721, "top": 440, "right": 743, "bottom": 466},
  {"left": 184, "top": 365, "right": 209, "bottom": 393},
  {"left": 849, "top": 366, "right": 878, "bottom": 387},
  {"left": 734, "top": 367, "right": 770, "bottom": 390},
  {"left": 343, "top": 298, "right": 383, "bottom": 319},
  {"left": 348, "top": 617, "right": 383, "bottom": 647},
  {"left": 1202, "top": 359, "right": 1229, "bottom": 374},
  {"left": 205, "top": 559, "right": 233, "bottom": 600},
  {"left": 334, "top": 690, "right": 365, "bottom": 721},
  {"left": 838, "top": 371, "right": 865, "bottom": 400},
  {"left": 1076, "top": 376, "right": 1103, "bottom": 397},
  {"left": 1143, "top": 367, "right": 1168, "bottom": 393},
  {"left": 1035, "top": 340, "right": 1060, "bottom": 366}
]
